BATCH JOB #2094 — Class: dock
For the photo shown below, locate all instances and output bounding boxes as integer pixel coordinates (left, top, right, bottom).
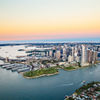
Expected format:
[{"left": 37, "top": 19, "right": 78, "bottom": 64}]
[{"left": 0, "top": 63, "right": 31, "bottom": 73}]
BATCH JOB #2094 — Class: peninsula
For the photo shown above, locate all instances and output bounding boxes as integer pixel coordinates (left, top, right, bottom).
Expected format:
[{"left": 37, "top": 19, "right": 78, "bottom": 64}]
[{"left": 23, "top": 67, "right": 58, "bottom": 79}]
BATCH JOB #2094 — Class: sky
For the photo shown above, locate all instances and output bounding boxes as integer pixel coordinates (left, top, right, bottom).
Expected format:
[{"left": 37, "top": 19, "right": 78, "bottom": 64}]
[{"left": 0, "top": 0, "right": 100, "bottom": 41}]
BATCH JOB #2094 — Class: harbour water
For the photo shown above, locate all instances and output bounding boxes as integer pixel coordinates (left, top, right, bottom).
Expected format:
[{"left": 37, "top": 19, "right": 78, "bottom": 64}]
[{"left": 0, "top": 64, "right": 100, "bottom": 100}]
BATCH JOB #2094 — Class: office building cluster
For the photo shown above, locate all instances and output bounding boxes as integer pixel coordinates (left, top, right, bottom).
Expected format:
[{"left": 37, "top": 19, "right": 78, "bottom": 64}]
[{"left": 33, "top": 44, "right": 99, "bottom": 66}]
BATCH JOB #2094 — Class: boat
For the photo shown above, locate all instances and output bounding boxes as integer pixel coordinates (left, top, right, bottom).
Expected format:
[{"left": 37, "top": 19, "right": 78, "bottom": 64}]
[
  {"left": 6, "top": 65, "right": 16, "bottom": 70},
  {"left": 6, "top": 64, "right": 25, "bottom": 70},
  {"left": 5, "top": 64, "right": 16, "bottom": 70},
  {"left": 2, "top": 64, "right": 11, "bottom": 68},
  {"left": 17, "top": 67, "right": 30, "bottom": 73},
  {"left": 81, "top": 80, "right": 86, "bottom": 84},
  {"left": 12, "top": 67, "right": 27, "bottom": 72}
]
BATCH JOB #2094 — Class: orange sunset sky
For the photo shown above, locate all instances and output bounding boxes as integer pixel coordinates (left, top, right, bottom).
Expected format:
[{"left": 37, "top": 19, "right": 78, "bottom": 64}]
[{"left": 0, "top": 0, "right": 100, "bottom": 41}]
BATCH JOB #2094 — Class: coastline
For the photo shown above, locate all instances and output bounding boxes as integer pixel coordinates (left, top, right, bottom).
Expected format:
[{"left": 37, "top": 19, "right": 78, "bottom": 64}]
[
  {"left": 23, "top": 63, "right": 100, "bottom": 79},
  {"left": 63, "top": 62, "right": 100, "bottom": 71},
  {"left": 23, "top": 71, "right": 59, "bottom": 79},
  {"left": 65, "top": 81, "right": 100, "bottom": 100}
]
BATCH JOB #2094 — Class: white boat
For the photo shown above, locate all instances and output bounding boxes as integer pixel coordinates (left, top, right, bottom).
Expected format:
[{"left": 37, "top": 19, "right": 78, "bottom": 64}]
[
  {"left": 12, "top": 67, "right": 27, "bottom": 72},
  {"left": 17, "top": 67, "right": 30, "bottom": 73},
  {"left": 81, "top": 80, "right": 86, "bottom": 84}
]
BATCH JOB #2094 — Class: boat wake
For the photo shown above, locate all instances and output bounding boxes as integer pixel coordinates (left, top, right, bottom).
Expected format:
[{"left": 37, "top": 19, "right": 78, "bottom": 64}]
[
  {"left": 59, "top": 83, "right": 74, "bottom": 87},
  {"left": 89, "top": 72, "right": 93, "bottom": 74}
]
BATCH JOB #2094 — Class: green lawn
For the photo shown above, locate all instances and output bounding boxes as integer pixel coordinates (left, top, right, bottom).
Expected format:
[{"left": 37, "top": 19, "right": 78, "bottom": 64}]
[
  {"left": 63, "top": 66, "right": 76, "bottom": 70},
  {"left": 23, "top": 67, "right": 58, "bottom": 77}
]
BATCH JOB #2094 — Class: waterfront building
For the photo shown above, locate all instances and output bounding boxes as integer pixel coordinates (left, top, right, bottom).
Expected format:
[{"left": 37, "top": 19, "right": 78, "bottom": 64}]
[
  {"left": 87, "top": 49, "right": 93, "bottom": 63},
  {"left": 92, "top": 51, "right": 98, "bottom": 64},
  {"left": 81, "top": 45, "right": 89, "bottom": 66},
  {"left": 87, "top": 49, "right": 98, "bottom": 64}
]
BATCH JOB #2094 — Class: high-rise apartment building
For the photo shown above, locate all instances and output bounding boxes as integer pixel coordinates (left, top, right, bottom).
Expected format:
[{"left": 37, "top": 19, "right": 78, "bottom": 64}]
[
  {"left": 55, "top": 50, "right": 61, "bottom": 60},
  {"left": 81, "top": 45, "right": 88, "bottom": 66}
]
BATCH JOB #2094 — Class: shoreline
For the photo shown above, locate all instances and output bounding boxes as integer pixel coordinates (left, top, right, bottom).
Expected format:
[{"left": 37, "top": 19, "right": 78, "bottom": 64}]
[
  {"left": 63, "top": 62, "right": 100, "bottom": 71},
  {"left": 22, "top": 63, "right": 100, "bottom": 79},
  {"left": 23, "top": 71, "right": 59, "bottom": 79},
  {"left": 65, "top": 81, "right": 100, "bottom": 100}
]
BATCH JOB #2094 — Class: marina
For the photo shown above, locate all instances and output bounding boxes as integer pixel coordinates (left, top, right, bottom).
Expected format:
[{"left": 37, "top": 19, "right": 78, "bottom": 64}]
[
  {"left": 17, "top": 67, "right": 30, "bottom": 73},
  {"left": 0, "top": 62, "right": 31, "bottom": 73}
]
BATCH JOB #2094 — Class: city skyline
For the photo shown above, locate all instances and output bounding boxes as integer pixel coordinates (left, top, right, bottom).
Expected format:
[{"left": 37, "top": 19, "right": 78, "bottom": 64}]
[{"left": 0, "top": 0, "right": 100, "bottom": 41}]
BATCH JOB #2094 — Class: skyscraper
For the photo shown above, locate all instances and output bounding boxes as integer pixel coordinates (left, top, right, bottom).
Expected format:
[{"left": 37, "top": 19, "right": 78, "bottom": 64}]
[
  {"left": 81, "top": 45, "right": 89, "bottom": 66},
  {"left": 55, "top": 50, "right": 61, "bottom": 60},
  {"left": 87, "top": 49, "right": 98, "bottom": 64},
  {"left": 49, "top": 50, "right": 53, "bottom": 57},
  {"left": 92, "top": 51, "right": 98, "bottom": 64},
  {"left": 71, "top": 47, "right": 74, "bottom": 61},
  {"left": 87, "top": 49, "right": 92, "bottom": 63}
]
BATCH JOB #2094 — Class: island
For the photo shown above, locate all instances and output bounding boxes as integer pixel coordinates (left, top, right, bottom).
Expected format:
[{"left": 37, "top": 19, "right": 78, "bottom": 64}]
[
  {"left": 65, "top": 82, "right": 100, "bottom": 100},
  {"left": 23, "top": 67, "right": 59, "bottom": 79}
]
